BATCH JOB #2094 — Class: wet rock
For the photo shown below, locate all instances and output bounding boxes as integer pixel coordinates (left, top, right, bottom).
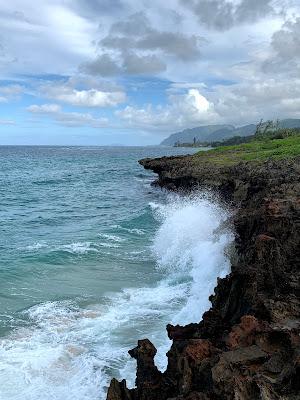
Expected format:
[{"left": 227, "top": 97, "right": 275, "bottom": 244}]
[
  {"left": 106, "top": 379, "right": 132, "bottom": 400},
  {"left": 128, "top": 339, "right": 168, "bottom": 400},
  {"left": 128, "top": 339, "right": 161, "bottom": 388},
  {"left": 106, "top": 156, "right": 300, "bottom": 400}
]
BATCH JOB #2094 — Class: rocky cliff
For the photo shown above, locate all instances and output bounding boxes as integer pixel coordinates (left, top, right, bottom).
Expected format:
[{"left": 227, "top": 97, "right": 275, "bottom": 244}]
[{"left": 107, "top": 155, "right": 300, "bottom": 400}]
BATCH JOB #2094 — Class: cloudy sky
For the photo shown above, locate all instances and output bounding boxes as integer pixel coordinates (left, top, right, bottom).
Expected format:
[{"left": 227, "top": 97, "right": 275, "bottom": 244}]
[{"left": 0, "top": 0, "right": 299, "bottom": 145}]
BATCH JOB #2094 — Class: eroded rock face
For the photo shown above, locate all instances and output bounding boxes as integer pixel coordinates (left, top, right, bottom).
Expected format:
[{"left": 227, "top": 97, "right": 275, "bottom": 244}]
[{"left": 107, "top": 156, "right": 300, "bottom": 400}]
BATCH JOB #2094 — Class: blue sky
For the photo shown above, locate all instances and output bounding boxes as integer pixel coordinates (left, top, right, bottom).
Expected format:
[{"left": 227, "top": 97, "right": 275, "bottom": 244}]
[{"left": 0, "top": 0, "right": 300, "bottom": 145}]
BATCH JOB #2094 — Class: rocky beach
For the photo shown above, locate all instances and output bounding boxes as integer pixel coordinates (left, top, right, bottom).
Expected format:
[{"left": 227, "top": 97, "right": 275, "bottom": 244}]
[
  {"left": 107, "top": 152, "right": 300, "bottom": 400},
  {"left": 2, "top": 2, "right": 300, "bottom": 399}
]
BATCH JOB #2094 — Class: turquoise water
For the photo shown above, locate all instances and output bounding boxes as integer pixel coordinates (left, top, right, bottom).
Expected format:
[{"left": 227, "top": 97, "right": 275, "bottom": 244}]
[{"left": 0, "top": 146, "right": 232, "bottom": 400}]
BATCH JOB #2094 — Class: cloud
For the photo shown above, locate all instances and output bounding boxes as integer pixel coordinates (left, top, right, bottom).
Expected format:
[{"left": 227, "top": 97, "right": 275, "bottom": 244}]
[
  {"left": 0, "top": 1, "right": 97, "bottom": 76},
  {"left": 122, "top": 53, "right": 166, "bottom": 75},
  {"left": 135, "top": 31, "right": 203, "bottom": 61},
  {"left": 27, "top": 103, "right": 108, "bottom": 128},
  {"left": 0, "top": 84, "right": 24, "bottom": 102},
  {"left": 39, "top": 78, "right": 126, "bottom": 107},
  {"left": 181, "top": 0, "right": 276, "bottom": 31},
  {"left": 116, "top": 89, "right": 217, "bottom": 131},
  {"left": 103, "top": 12, "right": 203, "bottom": 60},
  {"left": 272, "top": 18, "right": 300, "bottom": 58},
  {"left": 81, "top": 11, "right": 204, "bottom": 76},
  {"left": 262, "top": 17, "right": 300, "bottom": 75},
  {"left": 168, "top": 82, "right": 207, "bottom": 93},
  {"left": 117, "top": 71, "right": 300, "bottom": 131},
  {"left": 45, "top": 87, "right": 125, "bottom": 107},
  {"left": 1, "top": 0, "right": 300, "bottom": 143},
  {"left": 212, "top": 78, "right": 300, "bottom": 122},
  {"left": 27, "top": 104, "right": 62, "bottom": 113},
  {"left": 109, "top": 11, "right": 150, "bottom": 36},
  {"left": 81, "top": 52, "right": 166, "bottom": 76},
  {"left": 0, "top": 119, "right": 15, "bottom": 125},
  {"left": 71, "top": 0, "right": 125, "bottom": 19},
  {"left": 0, "top": 84, "right": 23, "bottom": 96},
  {"left": 0, "top": 38, "right": 18, "bottom": 67},
  {"left": 80, "top": 54, "right": 122, "bottom": 76}
]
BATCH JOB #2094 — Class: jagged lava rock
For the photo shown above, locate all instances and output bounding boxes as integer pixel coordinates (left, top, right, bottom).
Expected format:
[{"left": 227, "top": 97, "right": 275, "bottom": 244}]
[{"left": 107, "top": 156, "right": 300, "bottom": 400}]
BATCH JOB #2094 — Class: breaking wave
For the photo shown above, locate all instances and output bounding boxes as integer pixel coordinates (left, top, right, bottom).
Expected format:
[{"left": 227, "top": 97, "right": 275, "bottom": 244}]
[{"left": 0, "top": 193, "right": 233, "bottom": 400}]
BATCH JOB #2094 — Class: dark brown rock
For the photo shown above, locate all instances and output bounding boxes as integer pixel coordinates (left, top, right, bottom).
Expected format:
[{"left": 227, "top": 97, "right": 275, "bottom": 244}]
[
  {"left": 106, "top": 156, "right": 300, "bottom": 400},
  {"left": 106, "top": 379, "right": 132, "bottom": 400},
  {"left": 128, "top": 339, "right": 161, "bottom": 389}
]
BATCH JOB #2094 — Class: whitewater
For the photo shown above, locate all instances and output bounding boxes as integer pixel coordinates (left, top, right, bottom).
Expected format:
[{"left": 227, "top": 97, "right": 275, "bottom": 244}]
[{"left": 0, "top": 146, "right": 233, "bottom": 400}]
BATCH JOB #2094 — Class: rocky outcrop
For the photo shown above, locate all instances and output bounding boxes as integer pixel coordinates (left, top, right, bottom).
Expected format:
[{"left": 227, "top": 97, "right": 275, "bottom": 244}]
[{"left": 107, "top": 155, "right": 300, "bottom": 400}]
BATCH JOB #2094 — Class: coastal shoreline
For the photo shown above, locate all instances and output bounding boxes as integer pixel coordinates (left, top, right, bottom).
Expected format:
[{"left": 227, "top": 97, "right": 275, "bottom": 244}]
[{"left": 107, "top": 154, "right": 300, "bottom": 400}]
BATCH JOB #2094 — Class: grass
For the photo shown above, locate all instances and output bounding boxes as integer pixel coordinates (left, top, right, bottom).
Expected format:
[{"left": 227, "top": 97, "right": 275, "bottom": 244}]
[{"left": 193, "top": 135, "right": 300, "bottom": 166}]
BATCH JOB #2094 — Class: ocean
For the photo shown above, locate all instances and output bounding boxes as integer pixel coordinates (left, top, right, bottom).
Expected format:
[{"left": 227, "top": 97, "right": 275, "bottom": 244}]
[{"left": 0, "top": 146, "right": 233, "bottom": 400}]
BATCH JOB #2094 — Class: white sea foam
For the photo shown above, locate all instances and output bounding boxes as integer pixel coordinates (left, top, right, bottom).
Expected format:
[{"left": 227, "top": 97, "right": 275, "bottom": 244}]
[
  {"left": 111, "top": 225, "right": 146, "bottom": 236},
  {"left": 148, "top": 201, "right": 161, "bottom": 210},
  {"left": 98, "top": 234, "right": 125, "bottom": 243},
  {"left": 98, "top": 242, "right": 120, "bottom": 248},
  {"left": 22, "top": 242, "right": 104, "bottom": 254},
  {"left": 0, "top": 193, "right": 233, "bottom": 400},
  {"left": 23, "top": 242, "right": 48, "bottom": 251},
  {"left": 59, "top": 242, "right": 99, "bottom": 254}
]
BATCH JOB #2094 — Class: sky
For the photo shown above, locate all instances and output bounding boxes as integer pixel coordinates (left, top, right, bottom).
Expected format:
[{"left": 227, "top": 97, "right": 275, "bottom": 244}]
[{"left": 0, "top": 0, "right": 299, "bottom": 145}]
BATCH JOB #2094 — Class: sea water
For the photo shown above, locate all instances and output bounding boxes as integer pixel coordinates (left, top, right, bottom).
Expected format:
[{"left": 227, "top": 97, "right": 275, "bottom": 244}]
[{"left": 0, "top": 146, "right": 233, "bottom": 400}]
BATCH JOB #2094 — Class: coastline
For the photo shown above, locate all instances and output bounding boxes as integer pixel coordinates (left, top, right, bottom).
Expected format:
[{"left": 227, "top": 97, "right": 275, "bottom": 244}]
[{"left": 107, "top": 154, "right": 300, "bottom": 400}]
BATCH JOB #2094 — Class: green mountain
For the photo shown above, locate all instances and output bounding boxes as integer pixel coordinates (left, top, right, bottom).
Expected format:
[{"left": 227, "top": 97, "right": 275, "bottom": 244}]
[
  {"left": 160, "top": 125, "right": 235, "bottom": 146},
  {"left": 160, "top": 119, "right": 300, "bottom": 146}
]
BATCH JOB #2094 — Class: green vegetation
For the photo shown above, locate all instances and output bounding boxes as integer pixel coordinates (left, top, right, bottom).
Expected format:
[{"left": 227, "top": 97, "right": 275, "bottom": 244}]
[
  {"left": 254, "top": 119, "right": 300, "bottom": 140},
  {"left": 173, "top": 119, "right": 300, "bottom": 148},
  {"left": 174, "top": 137, "right": 205, "bottom": 147},
  {"left": 210, "top": 125, "right": 300, "bottom": 148},
  {"left": 193, "top": 133, "right": 300, "bottom": 166},
  {"left": 210, "top": 135, "right": 253, "bottom": 147}
]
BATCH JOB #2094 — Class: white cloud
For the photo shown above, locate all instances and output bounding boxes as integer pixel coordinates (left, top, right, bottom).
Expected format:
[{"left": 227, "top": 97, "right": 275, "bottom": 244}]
[
  {"left": 117, "top": 72, "right": 300, "bottom": 132},
  {"left": 0, "top": 84, "right": 23, "bottom": 96},
  {"left": 117, "top": 89, "right": 217, "bottom": 131},
  {"left": 45, "top": 87, "right": 125, "bottom": 107},
  {"left": 212, "top": 78, "right": 300, "bottom": 123},
  {"left": 0, "top": 84, "right": 24, "bottom": 102},
  {"left": 0, "top": 119, "right": 15, "bottom": 125},
  {"left": 27, "top": 103, "right": 108, "bottom": 128},
  {"left": 38, "top": 78, "right": 126, "bottom": 107},
  {"left": 187, "top": 89, "right": 210, "bottom": 112},
  {"left": 27, "top": 104, "right": 62, "bottom": 113},
  {"left": 0, "top": 1, "right": 98, "bottom": 76}
]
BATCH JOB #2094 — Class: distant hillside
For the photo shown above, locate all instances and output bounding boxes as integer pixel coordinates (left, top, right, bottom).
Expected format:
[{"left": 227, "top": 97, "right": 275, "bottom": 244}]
[
  {"left": 206, "top": 124, "right": 257, "bottom": 142},
  {"left": 278, "top": 119, "right": 300, "bottom": 128},
  {"left": 160, "top": 119, "right": 300, "bottom": 146},
  {"left": 160, "top": 125, "right": 234, "bottom": 146}
]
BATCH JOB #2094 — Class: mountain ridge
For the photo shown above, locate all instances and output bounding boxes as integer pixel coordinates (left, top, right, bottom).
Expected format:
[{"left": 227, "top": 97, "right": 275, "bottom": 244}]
[{"left": 160, "top": 119, "right": 300, "bottom": 146}]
